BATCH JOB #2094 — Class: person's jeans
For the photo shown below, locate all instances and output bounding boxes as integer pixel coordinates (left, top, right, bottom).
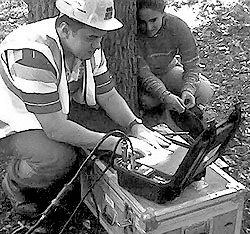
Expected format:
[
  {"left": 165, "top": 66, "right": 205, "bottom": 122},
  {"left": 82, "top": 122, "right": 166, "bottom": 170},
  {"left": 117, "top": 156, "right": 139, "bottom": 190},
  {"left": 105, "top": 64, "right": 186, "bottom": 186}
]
[{"left": 0, "top": 130, "right": 79, "bottom": 203}]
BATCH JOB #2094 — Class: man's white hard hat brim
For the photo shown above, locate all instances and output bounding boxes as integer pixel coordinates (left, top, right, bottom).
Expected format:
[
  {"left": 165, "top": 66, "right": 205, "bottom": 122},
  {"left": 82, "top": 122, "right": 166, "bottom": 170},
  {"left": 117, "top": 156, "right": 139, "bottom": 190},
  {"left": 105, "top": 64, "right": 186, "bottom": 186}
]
[
  {"left": 56, "top": 0, "right": 123, "bottom": 31},
  {"left": 69, "top": 13, "right": 123, "bottom": 31},
  {"left": 89, "top": 18, "right": 123, "bottom": 31}
]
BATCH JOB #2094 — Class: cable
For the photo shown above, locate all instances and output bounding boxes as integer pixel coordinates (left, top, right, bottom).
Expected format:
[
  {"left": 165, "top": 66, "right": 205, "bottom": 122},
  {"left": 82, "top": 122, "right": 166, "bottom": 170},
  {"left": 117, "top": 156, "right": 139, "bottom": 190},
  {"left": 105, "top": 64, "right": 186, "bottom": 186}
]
[
  {"left": 22, "top": 130, "right": 132, "bottom": 234},
  {"left": 58, "top": 137, "right": 126, "bottom": 234},
  {"left": 90, "top": 188, "right": 100, "bottom": 229}
]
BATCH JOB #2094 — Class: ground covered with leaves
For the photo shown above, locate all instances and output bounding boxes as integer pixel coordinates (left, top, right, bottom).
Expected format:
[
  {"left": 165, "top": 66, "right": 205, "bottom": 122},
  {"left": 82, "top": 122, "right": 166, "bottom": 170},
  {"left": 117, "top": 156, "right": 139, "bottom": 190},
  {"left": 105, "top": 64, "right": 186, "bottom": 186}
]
[
  {"left": 194, "top": 1, "right": 250, "bottom": 232},
  {"left": 0, "top": 0, "right": 249, "bottom": 233}
]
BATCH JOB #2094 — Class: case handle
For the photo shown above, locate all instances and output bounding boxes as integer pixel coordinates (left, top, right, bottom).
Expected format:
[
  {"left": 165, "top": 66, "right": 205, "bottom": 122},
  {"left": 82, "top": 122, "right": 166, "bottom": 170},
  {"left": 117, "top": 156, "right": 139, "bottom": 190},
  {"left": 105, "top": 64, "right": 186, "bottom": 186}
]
[{"left": 102, "top": 205, "right": 133, "bottom": 228}]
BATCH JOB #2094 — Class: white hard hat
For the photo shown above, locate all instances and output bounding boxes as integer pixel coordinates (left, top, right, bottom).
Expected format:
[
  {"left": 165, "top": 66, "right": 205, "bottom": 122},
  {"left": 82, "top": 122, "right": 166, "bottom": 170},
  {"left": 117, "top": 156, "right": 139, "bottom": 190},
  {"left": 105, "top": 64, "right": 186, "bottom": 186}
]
[{"left": 56, "top": 0, "right": 123, "bottom": 31}]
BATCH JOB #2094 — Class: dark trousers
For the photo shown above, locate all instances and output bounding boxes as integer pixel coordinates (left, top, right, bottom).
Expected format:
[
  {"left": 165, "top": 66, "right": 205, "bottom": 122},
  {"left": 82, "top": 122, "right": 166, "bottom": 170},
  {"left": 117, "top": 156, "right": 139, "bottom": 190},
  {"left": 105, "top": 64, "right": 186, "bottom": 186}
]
[{"left": 0, "top": 130, "right": 80, "bottom": 202}]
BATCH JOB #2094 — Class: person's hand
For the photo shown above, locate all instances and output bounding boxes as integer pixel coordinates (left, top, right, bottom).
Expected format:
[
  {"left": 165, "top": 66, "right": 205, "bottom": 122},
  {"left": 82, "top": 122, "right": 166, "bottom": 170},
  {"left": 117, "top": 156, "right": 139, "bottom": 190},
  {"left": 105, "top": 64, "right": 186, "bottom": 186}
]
[
  {"left": 128, "top": 136, "right": 155, "bottom": 157},
  {"left": 115, "top": 136, "right": 155, "bottom": 158},
  {"left": 164, "top": 93, "right": 185, "bottom": 113},
  {"left": 181, "top": 90, "right": 196, "bottom": 109},
  {"left": 130, "top": 124, "right": 171, "bottom": 149}
]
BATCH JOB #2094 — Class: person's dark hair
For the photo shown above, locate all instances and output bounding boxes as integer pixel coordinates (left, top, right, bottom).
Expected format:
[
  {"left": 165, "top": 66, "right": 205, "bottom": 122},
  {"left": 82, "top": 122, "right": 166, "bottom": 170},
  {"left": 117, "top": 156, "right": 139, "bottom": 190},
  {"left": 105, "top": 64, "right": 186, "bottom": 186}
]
[
  {"left": 55, "top": 14, "right": 88, "bottom": 32},
  {"left": 137, "top": 0, "right": 166, "bottom": 13}
]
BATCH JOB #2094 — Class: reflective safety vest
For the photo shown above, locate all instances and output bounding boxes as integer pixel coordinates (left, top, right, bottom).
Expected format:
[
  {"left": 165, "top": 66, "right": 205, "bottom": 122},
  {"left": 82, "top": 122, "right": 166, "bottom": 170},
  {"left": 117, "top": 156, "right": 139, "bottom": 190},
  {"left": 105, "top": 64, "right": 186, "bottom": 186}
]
[{"left": 0, "top": 17, "right": 102, "bottom": 138}]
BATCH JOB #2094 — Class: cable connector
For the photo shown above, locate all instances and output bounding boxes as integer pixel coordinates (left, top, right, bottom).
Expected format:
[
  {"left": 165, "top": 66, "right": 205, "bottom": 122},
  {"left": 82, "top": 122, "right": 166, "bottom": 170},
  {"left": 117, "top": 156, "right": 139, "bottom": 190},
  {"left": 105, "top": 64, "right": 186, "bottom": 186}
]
[{"left": 121, "top": 140, "right": 129, "bottom": 162}]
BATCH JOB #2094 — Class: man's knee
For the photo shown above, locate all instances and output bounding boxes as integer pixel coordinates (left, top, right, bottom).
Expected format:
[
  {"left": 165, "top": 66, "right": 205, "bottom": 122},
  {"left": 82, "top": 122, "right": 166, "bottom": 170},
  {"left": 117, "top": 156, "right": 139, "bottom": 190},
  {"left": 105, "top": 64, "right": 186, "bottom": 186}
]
[{"left": 3, "top": 130, "right": 78, "bottom": 189}]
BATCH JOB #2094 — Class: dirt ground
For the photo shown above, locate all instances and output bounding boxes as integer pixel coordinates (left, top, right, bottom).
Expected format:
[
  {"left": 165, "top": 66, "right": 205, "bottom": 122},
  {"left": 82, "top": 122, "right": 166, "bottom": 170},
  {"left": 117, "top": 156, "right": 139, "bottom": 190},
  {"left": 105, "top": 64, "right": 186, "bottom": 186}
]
[{"left": 0, "top": 0, "right": 249, "bottom": 233}]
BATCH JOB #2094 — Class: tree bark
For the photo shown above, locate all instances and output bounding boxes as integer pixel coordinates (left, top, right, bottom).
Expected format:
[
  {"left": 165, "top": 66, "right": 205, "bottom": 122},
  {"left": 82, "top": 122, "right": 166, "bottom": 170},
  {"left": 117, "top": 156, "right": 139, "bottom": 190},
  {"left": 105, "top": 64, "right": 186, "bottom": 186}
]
[
  {"left": 23, "top": 0, "right": 138, "bottom": 112},
  {"left": 24, "top": 0, "right": 58, "bottom": 20},
  {"left": 102, "top": 0, "right": 138, "bottom": 111}
]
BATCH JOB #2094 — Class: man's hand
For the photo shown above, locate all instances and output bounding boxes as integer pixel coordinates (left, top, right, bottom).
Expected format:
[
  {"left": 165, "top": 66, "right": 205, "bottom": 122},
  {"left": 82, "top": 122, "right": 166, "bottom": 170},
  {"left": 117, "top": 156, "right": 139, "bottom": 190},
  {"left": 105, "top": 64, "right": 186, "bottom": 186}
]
[
  {"left": 181, "top": 90, "right": 196, "bottom": 109},
  {"left": 130, "top": 124, "right": 171, "bottom": 149},
  {"left": 164, "top": 93, "right": 186, "bottom": 113}
]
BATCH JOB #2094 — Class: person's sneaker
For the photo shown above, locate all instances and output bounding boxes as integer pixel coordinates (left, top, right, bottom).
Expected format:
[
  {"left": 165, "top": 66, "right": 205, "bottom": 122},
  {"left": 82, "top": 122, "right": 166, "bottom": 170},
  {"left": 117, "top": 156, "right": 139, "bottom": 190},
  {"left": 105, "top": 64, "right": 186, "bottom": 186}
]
[{"left": 2, "top": 174, "right": 40, "bottom": 218}]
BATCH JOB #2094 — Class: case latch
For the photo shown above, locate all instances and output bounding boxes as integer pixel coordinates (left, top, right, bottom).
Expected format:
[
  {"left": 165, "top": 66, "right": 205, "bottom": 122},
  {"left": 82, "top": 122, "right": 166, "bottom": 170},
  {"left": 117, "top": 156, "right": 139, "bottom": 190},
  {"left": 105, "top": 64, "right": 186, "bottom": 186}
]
[
  {"left": 116, "top": 219, "right": 132, "bottom": 228},
  {"left": 101, "top": 200, "right": 133, "bottom": 229}
]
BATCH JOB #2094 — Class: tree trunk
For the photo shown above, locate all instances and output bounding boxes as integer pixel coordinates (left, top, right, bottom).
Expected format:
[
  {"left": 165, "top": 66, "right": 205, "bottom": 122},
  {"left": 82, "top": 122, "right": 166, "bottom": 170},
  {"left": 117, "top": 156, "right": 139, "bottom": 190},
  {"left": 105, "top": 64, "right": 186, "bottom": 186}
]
[
  {"left": 23, "top": 0, "right": 138, "bottom": 112},
  {"left": 102, "top": 0, "right": 138, "bottom": 111},
  {"left": 24, "top": 0, "right": 58, "bottom": 20}
]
